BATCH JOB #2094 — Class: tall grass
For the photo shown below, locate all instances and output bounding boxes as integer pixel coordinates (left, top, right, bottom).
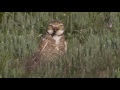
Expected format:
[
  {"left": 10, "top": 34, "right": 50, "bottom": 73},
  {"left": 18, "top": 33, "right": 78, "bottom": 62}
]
[{"left": 0, "top": 12, "right": 120, "bottom": 78}]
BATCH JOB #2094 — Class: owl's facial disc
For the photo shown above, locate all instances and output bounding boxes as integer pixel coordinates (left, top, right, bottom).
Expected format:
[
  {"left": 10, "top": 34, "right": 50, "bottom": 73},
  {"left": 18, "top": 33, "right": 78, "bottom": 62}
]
[
  {"left": 53, "top": 24, "right": 64, "bottom": 36},
  {"left": 48, "top": 29, "right": 64, "bottom": 36},
  {"left": 47, "top": 23, "right": 64, "bottom": 36}
]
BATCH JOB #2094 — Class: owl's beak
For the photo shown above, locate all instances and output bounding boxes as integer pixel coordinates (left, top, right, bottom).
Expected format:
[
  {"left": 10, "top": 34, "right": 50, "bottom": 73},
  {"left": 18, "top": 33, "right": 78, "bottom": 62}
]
[
  {"left": 51, "top": 27, "right": 58, "bottom": 36},
  {"left": 53, "top": 27, "right": 58, "bottom": 31}
]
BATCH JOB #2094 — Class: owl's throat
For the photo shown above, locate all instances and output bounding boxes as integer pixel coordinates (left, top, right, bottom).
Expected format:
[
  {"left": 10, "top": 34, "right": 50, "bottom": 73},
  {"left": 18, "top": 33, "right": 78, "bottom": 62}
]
[
  {"left": 53, "top": 35, "right": 62, "bottom": 45},
  {"left": 52, "top": 31, "right": 64, "bottom": 37}
]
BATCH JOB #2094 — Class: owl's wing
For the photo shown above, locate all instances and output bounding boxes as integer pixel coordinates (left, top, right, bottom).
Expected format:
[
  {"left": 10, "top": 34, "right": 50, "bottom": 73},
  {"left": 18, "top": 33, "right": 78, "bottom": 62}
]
[
  {"left": 26, "top": 38, "right": 48, "bottom": 71},
  {"left": 31, "top": 38, "right": 45, "bottom": 56},
  {"left": 32, "top": 38, "right": 48, "bottom": 60},
  {"left": 38, "top": 38, "right": 48, "bottom": 52}
]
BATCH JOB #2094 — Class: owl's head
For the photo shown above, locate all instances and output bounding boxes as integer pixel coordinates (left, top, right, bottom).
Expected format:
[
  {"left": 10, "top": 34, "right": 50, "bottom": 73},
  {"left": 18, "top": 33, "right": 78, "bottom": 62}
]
[{"left": 47, "top": 20, "right": 65, "bottom": 36}]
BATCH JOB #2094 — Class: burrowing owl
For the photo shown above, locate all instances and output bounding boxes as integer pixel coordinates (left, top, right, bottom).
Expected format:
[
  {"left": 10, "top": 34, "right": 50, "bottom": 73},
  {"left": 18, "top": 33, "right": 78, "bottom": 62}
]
[{"left": 26, "top": 20, "right": 67, "bottom": 72}]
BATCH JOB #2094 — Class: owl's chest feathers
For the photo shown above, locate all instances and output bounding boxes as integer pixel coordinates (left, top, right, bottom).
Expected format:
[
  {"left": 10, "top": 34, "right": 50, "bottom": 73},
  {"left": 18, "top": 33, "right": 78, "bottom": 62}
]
[
  {"left": 45, "top": 34, "right": 63, "bottom": 45},
  {"left": 52, "top": 35, "right": 62, "bottom": 51},
  {"left": 44, "top": 34, "right": 65, "bottom": 51},
  {"left": 53, "top": 35, "right": 62, "bottom": 45},
  {"left": 53, "top": 36, "right": 62, "bottom": 51}
]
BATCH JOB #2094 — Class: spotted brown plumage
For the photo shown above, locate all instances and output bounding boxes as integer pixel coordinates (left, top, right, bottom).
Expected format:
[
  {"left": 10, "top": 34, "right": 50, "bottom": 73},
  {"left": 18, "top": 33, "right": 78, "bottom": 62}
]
[{"left": 25, "top": 20, "right": 67, "bottom": 72}]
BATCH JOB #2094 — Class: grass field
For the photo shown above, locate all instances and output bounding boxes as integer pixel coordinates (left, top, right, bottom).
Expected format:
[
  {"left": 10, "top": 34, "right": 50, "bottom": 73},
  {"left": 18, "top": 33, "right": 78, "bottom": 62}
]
[{"left": 0, "top": 12, "right": 120, "bottom": 78}]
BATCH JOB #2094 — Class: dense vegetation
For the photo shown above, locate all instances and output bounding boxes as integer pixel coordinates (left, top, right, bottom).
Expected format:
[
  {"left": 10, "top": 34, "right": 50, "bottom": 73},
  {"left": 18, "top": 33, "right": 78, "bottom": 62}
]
[{"left": 0, "top": 12, "right": 120, "bottom": 78}]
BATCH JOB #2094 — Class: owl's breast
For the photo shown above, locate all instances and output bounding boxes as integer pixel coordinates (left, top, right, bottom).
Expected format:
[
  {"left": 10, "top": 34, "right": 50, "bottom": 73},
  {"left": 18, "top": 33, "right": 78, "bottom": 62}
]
[{"left": 39, "top": 40, "right": 66, "bottom": 61}]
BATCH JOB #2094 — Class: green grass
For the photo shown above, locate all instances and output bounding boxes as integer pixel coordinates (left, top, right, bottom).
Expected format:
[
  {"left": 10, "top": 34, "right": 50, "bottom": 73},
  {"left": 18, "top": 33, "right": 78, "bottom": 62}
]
[{"left": 0, "top": 12, "right": 120, "bottom": 78}]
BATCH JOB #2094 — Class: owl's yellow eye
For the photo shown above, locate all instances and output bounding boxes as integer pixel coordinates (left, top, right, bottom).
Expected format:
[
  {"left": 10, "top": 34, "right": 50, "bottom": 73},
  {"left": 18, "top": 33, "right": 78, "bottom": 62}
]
[
  {"left": 48, "top": 25, "right": 53, "bottom": 30},
  {"left": 58, "top": 25, "right": 64, "bottom": 29}
]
